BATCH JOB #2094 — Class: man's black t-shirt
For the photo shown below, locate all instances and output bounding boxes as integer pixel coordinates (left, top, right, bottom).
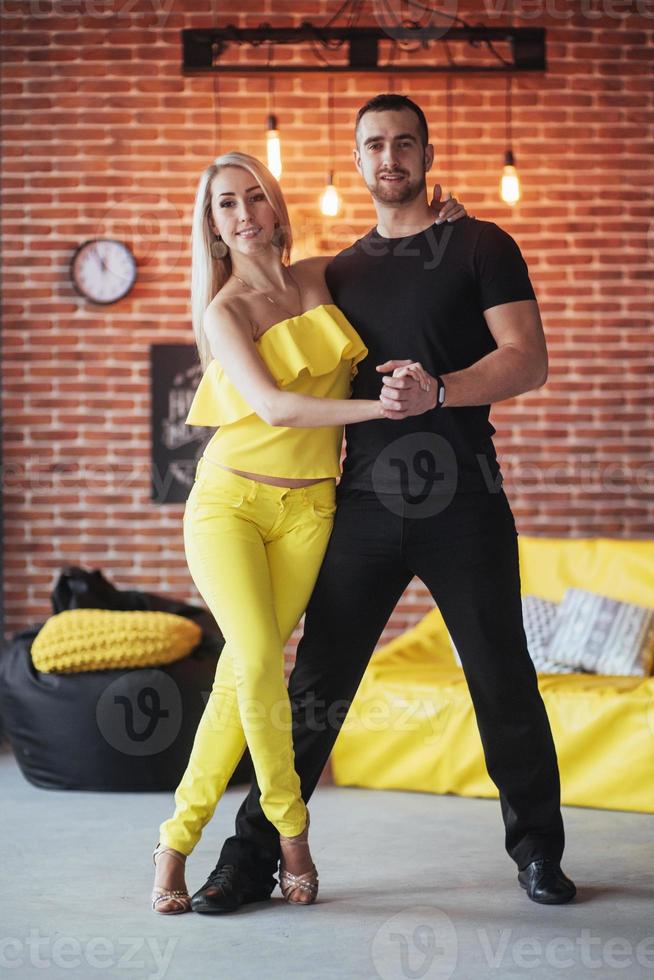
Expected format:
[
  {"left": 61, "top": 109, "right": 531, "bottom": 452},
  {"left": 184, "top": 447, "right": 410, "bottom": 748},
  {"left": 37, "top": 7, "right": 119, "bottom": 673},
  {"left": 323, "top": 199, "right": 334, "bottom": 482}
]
[{"left": 325, "top": 217, "right": 537, "bottom": 496}]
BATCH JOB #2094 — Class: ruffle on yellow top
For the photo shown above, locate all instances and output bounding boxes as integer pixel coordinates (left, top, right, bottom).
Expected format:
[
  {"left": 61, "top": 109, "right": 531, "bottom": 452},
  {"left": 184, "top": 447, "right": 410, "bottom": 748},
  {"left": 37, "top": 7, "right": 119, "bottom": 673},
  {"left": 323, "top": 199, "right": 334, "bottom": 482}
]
[{"left": 185, "top": 303, "right": 368, "bottom": 427}]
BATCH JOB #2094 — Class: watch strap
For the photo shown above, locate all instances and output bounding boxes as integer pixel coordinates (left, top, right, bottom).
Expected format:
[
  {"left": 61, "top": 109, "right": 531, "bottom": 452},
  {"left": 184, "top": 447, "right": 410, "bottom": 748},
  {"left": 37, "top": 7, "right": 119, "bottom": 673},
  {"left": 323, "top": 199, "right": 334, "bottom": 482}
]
[{"left": 435, "top": 374, "right": 446, "bottom": 408}]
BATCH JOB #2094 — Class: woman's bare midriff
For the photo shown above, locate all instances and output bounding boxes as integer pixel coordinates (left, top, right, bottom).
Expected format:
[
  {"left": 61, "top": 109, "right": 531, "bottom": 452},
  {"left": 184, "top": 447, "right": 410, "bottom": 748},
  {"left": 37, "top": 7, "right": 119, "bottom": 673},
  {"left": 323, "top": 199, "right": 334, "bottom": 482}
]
[{"left": 202, "top": 455, "right": 333, "bottom": 489}]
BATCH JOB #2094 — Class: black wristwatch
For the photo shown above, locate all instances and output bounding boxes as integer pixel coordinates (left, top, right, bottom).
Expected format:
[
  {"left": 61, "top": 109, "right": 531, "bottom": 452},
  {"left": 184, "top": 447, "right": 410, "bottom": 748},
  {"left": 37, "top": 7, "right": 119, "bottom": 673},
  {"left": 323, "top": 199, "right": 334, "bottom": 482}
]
[{"left": 434, "top": 374, "right": 446, "bottom": 409}]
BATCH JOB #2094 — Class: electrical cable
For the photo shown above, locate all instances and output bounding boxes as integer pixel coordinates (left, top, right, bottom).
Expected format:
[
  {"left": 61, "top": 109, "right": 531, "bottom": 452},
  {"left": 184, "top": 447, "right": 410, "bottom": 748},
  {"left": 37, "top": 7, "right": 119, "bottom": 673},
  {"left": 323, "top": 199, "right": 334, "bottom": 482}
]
[
  {"left": 217, "top": 1, "right": 513, "bottom": 73},
  {"left": 377, "top": 0, "right": 470, "bottom": 32}
]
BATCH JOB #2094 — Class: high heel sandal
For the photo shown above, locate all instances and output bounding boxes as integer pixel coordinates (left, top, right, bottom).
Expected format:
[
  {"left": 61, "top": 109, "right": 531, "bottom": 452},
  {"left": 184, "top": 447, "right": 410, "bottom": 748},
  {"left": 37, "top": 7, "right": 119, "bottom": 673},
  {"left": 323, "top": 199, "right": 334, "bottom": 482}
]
[
  {"left": 151, "top": 842, "right": 192, "bottom": 914},
  {"left": 278, "top": 812, "right": 319, "bottom": 905}
]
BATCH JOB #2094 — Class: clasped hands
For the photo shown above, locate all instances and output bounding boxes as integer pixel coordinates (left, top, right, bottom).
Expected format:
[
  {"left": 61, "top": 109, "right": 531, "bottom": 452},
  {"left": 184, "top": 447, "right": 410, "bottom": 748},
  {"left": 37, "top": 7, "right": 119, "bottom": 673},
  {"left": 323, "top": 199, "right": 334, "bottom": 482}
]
[{"left": 377, "top": 360, "right": 439, "bottom": 419}]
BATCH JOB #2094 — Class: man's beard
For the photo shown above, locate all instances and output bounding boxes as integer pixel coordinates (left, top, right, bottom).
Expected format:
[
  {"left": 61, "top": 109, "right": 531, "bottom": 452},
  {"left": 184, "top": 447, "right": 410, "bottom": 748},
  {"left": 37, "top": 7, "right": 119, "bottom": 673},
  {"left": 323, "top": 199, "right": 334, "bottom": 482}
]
[{"left": 367, "top": 170, "right": 424, "bottom": 205}]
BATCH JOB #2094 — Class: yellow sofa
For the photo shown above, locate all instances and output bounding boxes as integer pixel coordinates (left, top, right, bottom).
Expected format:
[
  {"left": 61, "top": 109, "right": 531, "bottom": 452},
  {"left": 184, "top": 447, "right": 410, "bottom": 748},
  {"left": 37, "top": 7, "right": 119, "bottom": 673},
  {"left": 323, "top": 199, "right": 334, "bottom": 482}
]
[{"left": 331, "top": 537, "right": 654, "bottom": 813}]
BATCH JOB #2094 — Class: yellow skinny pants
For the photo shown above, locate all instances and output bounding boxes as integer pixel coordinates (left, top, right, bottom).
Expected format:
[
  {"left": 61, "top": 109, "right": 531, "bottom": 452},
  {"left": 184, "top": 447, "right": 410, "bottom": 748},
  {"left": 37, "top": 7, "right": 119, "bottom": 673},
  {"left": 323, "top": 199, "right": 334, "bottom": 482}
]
[{"left": 158, "top": 455, "right": 336, "bottom": 855}]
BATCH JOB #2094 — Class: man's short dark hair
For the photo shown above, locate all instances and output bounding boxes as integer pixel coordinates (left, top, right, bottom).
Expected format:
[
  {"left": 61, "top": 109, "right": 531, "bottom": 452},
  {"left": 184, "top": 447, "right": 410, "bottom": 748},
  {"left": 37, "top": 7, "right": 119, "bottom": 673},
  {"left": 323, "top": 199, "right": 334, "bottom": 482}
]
[{"left": 355, "top": 94, "right": 429, "bottom": 148}]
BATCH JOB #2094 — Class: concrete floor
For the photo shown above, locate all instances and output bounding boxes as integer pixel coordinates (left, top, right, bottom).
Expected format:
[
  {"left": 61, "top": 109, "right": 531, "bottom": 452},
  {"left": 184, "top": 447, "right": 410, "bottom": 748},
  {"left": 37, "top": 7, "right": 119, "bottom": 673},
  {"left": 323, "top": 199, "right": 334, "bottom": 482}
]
[{"left": 2, "top": 742, "right": 653, "bottom": 980}]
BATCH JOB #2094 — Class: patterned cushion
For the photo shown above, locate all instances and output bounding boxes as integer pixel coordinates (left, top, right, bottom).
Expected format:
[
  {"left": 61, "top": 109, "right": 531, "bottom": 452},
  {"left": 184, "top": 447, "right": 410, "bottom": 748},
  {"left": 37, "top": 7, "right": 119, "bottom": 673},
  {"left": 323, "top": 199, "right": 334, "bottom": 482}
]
[
  {"left": 449, "top": 594, "right": 576, "bottom": 674},
  {"left": 544, "top": 588, "right": 654, "bottom": 676},
  {"left": 31, "top": 608, "right": 202, "bottom": 673},
  {"left": 521, "top": 595, "right": 578, "bottom": 674}
]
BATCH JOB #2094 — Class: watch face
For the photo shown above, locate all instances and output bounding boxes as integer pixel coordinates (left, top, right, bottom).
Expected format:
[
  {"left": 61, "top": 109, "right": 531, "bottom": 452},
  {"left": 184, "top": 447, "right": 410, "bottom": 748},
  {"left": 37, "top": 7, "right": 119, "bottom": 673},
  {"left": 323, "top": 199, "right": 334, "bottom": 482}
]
[{"left": 70, "top": 238, "right": 137, "bottom": 304}]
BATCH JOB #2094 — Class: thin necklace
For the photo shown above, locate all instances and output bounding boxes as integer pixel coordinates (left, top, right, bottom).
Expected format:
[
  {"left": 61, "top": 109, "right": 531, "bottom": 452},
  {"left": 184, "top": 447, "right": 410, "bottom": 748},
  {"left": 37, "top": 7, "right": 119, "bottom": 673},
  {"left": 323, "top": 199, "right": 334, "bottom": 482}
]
[{"left": 231, "top": 266, "right": 303, "bottom": 320}]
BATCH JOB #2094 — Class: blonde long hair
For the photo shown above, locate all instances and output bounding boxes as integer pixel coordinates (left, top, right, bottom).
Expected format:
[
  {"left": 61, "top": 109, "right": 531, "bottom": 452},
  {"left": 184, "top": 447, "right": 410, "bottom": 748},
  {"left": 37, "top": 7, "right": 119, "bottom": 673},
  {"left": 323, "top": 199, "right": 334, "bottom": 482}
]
[{"left": 190, "top": 152, "right": 293, "bottom": 372}]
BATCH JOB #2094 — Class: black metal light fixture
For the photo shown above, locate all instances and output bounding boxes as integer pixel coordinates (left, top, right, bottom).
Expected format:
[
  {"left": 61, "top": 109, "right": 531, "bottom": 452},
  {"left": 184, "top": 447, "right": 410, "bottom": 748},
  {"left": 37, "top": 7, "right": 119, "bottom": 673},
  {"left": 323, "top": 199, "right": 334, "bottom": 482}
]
[{"left": 182, "top": 24, "right": 546, "bottom": 75}]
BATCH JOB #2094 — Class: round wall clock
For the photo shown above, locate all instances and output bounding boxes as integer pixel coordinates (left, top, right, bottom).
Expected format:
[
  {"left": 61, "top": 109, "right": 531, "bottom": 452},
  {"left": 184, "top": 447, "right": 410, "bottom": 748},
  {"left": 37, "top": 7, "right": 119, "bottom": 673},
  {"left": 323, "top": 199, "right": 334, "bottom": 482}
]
[{"left": 70, "top": 238, "right": 137, "bottom": 304}]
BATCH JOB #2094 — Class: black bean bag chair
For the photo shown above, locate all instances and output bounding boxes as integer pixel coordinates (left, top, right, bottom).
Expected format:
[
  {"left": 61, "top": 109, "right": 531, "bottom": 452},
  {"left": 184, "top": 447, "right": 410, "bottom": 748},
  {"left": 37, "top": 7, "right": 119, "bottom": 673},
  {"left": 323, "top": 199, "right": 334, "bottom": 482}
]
[{"left": 0, "top": 566, "right": 253, "bottom": 791}]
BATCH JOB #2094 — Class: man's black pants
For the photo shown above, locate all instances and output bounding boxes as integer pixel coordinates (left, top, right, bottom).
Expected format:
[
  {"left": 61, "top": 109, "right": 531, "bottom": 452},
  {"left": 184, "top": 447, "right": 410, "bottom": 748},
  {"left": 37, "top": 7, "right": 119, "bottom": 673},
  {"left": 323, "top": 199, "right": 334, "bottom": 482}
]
[{"left": 218, "top": 485, "right": 565, "bottom": 891}]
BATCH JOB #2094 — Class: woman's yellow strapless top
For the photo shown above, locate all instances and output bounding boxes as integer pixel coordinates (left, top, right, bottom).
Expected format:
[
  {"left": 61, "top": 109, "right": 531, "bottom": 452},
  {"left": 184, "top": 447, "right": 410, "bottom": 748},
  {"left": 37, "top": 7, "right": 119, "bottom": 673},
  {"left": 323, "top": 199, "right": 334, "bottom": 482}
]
[{"left": 185, "top": 303, "right": 368, "bottom": 479}]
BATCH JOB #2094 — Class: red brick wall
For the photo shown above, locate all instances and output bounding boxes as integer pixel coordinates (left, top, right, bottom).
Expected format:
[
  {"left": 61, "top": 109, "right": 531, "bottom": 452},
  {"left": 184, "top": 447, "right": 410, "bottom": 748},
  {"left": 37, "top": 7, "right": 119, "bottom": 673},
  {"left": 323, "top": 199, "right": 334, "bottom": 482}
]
[{"left": 2, "top": 1, "right": 653, "bottom": 651}]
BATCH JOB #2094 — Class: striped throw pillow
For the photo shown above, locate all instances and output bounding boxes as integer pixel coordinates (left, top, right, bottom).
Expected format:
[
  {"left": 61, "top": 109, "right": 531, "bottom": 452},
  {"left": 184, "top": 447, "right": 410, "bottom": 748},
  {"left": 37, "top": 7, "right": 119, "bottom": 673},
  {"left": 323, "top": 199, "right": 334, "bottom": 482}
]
[{"left": 544, "top": 588, "right": 654, "bottom": 676}]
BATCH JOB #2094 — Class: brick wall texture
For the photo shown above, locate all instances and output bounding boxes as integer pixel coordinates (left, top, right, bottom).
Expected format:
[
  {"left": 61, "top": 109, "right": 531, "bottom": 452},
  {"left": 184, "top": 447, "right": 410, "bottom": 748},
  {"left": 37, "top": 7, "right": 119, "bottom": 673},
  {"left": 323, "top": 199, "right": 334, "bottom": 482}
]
[{"left": 2, "top": 1, "right": 653, "bottom": 655}]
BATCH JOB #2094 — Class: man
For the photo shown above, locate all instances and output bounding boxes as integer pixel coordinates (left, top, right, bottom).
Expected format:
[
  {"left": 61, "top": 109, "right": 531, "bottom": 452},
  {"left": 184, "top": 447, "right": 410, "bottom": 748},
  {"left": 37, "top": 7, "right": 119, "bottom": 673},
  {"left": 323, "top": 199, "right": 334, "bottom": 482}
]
[{"left": 191, "top": 93, "right": 576, "bottom": 911}]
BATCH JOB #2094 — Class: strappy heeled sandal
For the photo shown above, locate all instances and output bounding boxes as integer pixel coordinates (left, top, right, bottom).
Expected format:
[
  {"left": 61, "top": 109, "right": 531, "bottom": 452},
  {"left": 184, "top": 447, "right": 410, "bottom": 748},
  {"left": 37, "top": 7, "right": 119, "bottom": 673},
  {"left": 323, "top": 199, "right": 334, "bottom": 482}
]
[
  {"left": 279, "top": 812, "right": 319, "bottom": 905},
  {"left": 151, "top": 842, "right": 192, "bottom": 914}
]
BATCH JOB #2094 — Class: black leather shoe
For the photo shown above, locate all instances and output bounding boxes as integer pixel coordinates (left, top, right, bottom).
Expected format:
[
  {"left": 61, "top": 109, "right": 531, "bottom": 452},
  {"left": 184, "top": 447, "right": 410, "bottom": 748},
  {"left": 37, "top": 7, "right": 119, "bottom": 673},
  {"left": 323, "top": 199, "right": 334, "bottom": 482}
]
[
  {"left": 518, "top": 858, "right": 577, "bottom": 904},
  {"left": 190, "top": 864, "right": 272, "bottom": 914}
]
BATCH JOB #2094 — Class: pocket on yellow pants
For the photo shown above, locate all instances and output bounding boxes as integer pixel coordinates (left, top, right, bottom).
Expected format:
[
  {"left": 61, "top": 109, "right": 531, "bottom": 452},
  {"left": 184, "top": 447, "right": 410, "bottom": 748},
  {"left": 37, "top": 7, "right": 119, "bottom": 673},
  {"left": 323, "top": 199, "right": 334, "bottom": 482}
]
[
  {"left": 194, "top": 487, "right": 246, "bottom": 509},
  {"left": 183, "top": 482, "right": 247, "bottom": 523},
  {"left": 310, "top": 500, "right": 337, "bottom": 520}
]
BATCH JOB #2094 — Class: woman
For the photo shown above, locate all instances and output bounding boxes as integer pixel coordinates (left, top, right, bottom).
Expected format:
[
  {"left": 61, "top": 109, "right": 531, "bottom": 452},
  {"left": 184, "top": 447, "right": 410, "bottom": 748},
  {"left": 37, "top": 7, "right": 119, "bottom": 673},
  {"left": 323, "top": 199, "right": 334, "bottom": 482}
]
[{"left": 151, "top": 152, "right": 466, "bottom": 913}]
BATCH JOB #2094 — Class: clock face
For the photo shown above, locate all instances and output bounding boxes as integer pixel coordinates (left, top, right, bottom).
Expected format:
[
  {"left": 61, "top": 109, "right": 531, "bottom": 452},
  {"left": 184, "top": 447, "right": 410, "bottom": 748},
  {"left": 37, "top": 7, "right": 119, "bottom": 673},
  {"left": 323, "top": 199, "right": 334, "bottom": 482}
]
[{"left": 70, "top": 238, "right": 137, "bottom": 304}]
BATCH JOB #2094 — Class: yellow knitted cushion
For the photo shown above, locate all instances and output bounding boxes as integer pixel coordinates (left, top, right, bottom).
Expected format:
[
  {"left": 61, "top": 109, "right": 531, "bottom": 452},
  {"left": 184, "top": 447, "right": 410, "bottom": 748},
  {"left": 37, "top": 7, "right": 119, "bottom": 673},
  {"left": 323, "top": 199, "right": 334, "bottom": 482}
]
[{"left": 31, "top": 609, "right": 202, "bottom": 673}]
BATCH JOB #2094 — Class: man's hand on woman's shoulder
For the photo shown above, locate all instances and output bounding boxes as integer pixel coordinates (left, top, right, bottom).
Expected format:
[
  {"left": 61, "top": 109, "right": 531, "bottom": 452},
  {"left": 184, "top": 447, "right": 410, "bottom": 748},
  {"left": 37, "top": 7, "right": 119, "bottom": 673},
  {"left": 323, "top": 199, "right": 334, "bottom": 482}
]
[{"left": 430, "top": 184, "right": 474, "bottom": 225}]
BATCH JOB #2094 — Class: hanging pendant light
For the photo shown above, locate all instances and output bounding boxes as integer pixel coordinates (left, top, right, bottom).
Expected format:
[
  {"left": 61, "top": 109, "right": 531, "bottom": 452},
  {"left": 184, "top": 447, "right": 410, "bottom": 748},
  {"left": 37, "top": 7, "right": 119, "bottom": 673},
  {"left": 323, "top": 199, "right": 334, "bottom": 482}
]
[
  {"left": 320, "top": 170, "right": 340, "bottom": 217},
  {"left": 266, "top": 113, "right": 282, "bottom": 180},
  {"left": 500, "top": 149, "right": 520, "bottom": 206},
  {"left": 500, "top": 75, "right": 521, "bottom": 205},
  {"left": 320, "top": 78, "right": 341, "bottom": 217},
  {"left": 266, "top": 67, "right": 282, "bottom": 180}
]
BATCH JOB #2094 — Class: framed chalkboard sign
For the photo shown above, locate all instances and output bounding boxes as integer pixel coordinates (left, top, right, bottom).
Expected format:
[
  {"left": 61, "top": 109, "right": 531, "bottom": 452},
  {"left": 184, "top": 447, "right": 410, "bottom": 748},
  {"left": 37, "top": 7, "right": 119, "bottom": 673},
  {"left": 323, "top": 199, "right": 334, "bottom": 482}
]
[{"left": 150, "top": 344, "right": 211, "bottom": 503}]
